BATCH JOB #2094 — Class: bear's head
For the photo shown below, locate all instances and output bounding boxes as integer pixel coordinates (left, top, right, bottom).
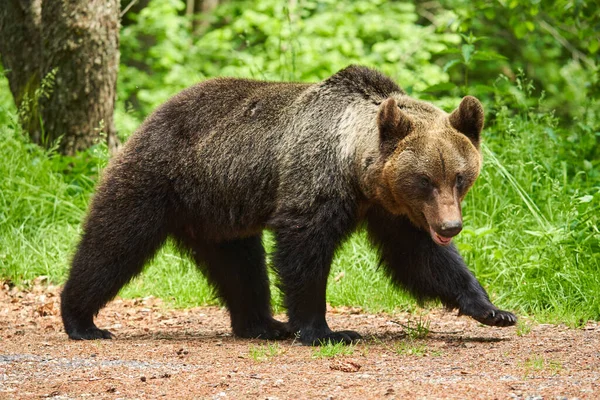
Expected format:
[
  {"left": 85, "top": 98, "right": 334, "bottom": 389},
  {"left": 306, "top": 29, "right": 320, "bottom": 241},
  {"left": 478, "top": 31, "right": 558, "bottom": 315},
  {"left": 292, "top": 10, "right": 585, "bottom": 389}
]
[{"left": 369, "top": 95, "right": 484, "bottom": 246}]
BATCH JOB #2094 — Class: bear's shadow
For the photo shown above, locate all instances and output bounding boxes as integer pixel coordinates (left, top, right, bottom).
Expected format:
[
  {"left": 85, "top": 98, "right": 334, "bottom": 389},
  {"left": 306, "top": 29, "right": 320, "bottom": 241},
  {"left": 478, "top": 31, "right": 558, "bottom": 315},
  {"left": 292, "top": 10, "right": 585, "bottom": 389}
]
[{"left": 116, "top": 330, "right": 509, "bottom": 344}]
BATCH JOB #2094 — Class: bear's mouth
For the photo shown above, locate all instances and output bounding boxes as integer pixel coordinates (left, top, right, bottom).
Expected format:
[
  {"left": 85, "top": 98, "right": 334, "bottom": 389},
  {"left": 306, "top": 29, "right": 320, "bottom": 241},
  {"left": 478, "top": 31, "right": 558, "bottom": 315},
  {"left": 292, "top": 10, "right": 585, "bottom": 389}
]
[{"left": 429, "top": 226, "right": 453, "bottom": 246}]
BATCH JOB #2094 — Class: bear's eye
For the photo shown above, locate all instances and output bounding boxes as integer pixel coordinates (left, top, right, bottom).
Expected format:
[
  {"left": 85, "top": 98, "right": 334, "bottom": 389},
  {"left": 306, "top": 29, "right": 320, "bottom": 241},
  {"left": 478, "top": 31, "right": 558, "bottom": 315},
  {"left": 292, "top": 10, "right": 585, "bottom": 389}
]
[
  {"left": 456, "top": 174, "right": 464, "bottom": 188},
  {"left": 419, "top": 176, "right": 432, "bottom": 189}
]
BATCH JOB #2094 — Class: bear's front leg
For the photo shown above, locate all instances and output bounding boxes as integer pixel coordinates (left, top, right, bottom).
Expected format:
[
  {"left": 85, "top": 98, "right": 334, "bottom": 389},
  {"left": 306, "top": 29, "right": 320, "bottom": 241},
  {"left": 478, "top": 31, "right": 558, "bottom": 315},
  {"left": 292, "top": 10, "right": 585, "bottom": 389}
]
[
  {"left": 272, "top": 205, "right": 361, "bottom": 345},
  {"left": 366, "top": 208, "right": 516, "bottom": 327}
]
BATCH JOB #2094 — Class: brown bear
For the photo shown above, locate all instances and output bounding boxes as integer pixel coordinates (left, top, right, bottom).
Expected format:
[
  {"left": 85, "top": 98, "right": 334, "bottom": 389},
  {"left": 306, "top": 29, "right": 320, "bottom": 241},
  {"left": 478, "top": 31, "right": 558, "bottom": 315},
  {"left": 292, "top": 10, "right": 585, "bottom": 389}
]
[{"left": 61, "top": 65, "right": 516, "bottom": 344}]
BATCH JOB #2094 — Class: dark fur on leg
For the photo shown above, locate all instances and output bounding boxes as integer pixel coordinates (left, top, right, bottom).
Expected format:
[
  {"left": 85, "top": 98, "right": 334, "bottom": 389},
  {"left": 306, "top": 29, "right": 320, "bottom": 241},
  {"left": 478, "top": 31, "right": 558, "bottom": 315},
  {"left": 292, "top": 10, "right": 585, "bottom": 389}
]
[
  {"left": 61, "top": 169, "right": 169, "bottom": 340},
  {"left": 61, "top": 214, "right": 167, "bottom": 339},
  {"left": 272, "top": 203, "right": 361, "bottom": 345},
  {"left": 173, "top": 231, "right": 291, "bottom": 340},
  {"left": 366, "top": 207, "right": 516, "bottom": 327}
]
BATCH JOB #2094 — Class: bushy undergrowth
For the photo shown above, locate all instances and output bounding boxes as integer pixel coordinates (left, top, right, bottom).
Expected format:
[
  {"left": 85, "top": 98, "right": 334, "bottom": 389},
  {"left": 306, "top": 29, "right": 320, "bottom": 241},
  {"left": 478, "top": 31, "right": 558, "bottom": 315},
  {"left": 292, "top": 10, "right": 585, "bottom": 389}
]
[
  {"left": 462, "top": 79, "right": 600, "bottom": 323},
  {"left": 0, "top": 71, "right": 598, "bottom": 322},
  {"left": 118, "top": 0, "right": 459, "bottom": 121}
]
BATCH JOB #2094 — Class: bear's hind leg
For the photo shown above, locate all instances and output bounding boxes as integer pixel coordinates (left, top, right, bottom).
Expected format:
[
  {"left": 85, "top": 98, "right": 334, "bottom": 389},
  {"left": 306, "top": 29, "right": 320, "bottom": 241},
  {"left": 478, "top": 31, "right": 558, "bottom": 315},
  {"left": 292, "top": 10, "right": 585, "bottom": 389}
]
[
  {"left": 61, "top": 186, "right": 168, "bottom": 340},
  {"left": 366, "top": 208, "right": 516, "bottom": 327},
  {"left": 175, "top": 232, "right": 290, "bottom": 340}
]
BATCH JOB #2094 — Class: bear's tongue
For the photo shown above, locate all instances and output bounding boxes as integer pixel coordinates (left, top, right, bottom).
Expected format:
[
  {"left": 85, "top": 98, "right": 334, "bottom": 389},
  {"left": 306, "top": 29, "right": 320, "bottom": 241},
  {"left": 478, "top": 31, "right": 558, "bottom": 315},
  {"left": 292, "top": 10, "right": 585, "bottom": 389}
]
[{"left": 429, "top": 227, "right": 453, "bottom": 246}]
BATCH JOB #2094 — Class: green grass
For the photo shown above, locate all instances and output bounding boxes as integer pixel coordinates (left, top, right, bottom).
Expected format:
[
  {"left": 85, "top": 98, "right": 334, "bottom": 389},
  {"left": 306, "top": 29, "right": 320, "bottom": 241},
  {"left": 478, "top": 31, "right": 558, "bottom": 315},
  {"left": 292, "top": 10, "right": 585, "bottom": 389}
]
[
  {"left": 396, "top": 317, "right": 431, "bottom": 340},
  {"left": 522, "top": 355, "right": 563, "bottom": 377},
  {"left": 393, "top": 341, "right": 428, "bottom": 357},
  {"left": 0, "top": 74, "right": 599, "bottom": 324},
  {"left": 312, "top": 341, "right": 355, "bottom": 358},
  {"left": 515, "top": 320, "right": 532, "bottom": 337},
  {"left": 248, "top": 342, "right": 283, "bottom": 362}
]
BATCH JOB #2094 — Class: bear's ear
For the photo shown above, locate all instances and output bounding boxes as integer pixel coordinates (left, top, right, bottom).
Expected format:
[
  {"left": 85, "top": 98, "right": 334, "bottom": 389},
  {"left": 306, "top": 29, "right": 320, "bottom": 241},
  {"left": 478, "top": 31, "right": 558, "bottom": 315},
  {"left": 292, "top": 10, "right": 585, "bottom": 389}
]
[
  {"left": 449, "top": 96, "right": 484, "bottom": 148},
  {"left": 377, "top": 97, "right": 412, "bottom": 156}
]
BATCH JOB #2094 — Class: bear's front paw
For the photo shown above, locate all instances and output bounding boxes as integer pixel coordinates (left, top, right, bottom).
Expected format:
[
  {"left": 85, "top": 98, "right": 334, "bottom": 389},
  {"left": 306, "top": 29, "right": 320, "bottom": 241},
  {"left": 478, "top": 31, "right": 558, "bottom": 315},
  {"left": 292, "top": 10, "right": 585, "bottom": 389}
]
[
  {"left": 301, "top": 330, "right": 362, "bottom": 346},
  {"left": 472, "top": 309, "right": 517, "bottom": 327}
]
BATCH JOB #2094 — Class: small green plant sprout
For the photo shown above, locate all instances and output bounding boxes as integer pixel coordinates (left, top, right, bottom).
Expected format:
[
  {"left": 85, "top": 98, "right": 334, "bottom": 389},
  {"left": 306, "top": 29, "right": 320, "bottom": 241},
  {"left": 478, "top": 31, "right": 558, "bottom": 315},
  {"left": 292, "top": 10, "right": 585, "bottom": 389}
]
[
  {"left": 393, "top": 317, "right": 431, "bottom": 340},
  {"left": 248, "top": 342, "right": 282, "bottom": 362},
  {"left": 312, "top": 341, "right": 355, "bottom": 359},
  {"left": 393, "top": 341, "right": 427, "bottom": 357},
  {"left": 441, "top": 32, "right": 507, "bottom": 88},
  {"left": 516, "top": 320, "right": 532, "bottom": 336},
  {"left": 523, "top": 355, "right": 562, "bottom": 377}
]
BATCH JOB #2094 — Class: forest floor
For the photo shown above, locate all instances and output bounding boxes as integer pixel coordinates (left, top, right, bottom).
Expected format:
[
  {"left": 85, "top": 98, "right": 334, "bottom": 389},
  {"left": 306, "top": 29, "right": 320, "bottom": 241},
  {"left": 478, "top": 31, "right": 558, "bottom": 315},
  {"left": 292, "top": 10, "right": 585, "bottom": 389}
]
[{"left": 0, "top": 280, "right": 598, "bottom": 399}]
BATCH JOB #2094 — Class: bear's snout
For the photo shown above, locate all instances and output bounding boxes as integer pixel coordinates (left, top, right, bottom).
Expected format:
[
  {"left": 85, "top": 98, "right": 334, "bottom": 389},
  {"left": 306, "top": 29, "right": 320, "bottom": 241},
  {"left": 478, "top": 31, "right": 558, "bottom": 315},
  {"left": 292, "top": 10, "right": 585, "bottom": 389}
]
[
  {"left": 437, "top": 220, "right": 463, "bottom": 237},
  {"left": 429, "top": 221, "right": 462, "bottom": 246}
]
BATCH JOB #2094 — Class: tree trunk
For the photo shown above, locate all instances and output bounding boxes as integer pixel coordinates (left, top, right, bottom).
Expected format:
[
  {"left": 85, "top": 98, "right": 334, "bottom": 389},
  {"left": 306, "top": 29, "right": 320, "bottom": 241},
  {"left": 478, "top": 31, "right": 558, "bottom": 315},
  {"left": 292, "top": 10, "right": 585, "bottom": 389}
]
[
  {"left": 186, "top": 0, "right": 219, "bottom": 35},
  {"left": 0, "top": 0, "right": 120, "bottom": 155},
  {"left": 41, "top": 0, "right": 120, "bottom": 155},
  {"left": 0, "top": 0, "right": 43, "bottom": 141}
]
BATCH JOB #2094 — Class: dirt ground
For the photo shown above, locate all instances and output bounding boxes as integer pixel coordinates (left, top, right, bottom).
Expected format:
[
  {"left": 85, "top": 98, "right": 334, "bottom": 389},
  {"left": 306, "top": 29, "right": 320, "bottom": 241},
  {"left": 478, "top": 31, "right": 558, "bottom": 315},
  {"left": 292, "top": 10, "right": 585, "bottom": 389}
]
[{"left": 0, "top": 280, "right": 598, "bottom": 399}]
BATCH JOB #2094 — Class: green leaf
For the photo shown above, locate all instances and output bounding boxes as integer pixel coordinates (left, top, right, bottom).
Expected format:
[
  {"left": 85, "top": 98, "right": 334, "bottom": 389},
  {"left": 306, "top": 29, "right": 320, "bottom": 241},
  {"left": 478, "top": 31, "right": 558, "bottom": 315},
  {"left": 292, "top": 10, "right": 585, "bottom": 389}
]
[
  {"left": 443, "top": 59, "right": 461, "bottom": 72},
  {"left": 422, "top": 82, "right": 456, "bottom": 92},
  {"left": 514, "top": 24, "right": 527, "bottom": 39},
  {"left": 525, "top": 21, "right": 535, "bottom": 32},
  {"left": 461, "top": 44, "right": 474, "bottom": 64},
  {"left": 436, "top": 48, "right": 461, "bottom": 55},
  {"left": 474, "top": 227, "right": 497, "bottom": 236},
  {"left": 578, "top": 195, "right": 594, "bottom": 203},
  {"left": 472, "top": 51, "right": 508, "bottom": 61},
  {"left": 459, "top": 33, "right": 486, "bottom": 43},
  {"left": 471, "top": 84, "right": 496, "bottom": 94}
]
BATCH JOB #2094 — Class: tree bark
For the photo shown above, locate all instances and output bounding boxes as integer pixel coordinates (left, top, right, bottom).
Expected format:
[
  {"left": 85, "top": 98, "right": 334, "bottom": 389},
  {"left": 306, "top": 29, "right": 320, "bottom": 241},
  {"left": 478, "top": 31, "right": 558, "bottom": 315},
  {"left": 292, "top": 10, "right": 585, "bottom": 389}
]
[
  {"left": 0, "top": 0, "right": 120, "bottom": 155},
  {"left": 0, "top": 0, "right": 43, "bottom": 141},
  {"left": 186, "top": 0, "right": 219, "bottom": 35},
  {"left": 41, "top": 0, "right": 120, "bottom": 155}
]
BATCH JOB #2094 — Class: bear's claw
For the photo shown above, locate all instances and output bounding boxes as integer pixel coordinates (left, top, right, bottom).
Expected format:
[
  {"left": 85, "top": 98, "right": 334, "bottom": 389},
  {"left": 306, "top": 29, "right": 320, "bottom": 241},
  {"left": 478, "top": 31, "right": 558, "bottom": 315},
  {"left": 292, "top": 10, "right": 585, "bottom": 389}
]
[
  {"left": 472, "top": 309, "right": 517, "bottom": 327},
  {"left": 303, "top": 330, "right": 362, "bottom": 346}
]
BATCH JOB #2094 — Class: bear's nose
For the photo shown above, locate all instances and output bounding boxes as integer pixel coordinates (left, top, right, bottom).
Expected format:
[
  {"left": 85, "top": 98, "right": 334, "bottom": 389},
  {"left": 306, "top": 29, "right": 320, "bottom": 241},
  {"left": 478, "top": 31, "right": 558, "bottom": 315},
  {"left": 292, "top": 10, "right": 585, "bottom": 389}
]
[{"left": 438, "top": 220, "right": 463, "bottom": 237}]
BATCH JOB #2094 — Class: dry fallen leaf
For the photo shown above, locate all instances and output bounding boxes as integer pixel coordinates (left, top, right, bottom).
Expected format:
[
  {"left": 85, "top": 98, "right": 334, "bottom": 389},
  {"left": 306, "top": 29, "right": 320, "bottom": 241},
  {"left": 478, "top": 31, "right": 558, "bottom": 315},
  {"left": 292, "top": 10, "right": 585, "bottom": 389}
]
[
  {"left": 36, "top": 302, "right": 55, "bottom": 317},
  {"left": 330, "top": 360, "right": 361, "bottom": 373}
]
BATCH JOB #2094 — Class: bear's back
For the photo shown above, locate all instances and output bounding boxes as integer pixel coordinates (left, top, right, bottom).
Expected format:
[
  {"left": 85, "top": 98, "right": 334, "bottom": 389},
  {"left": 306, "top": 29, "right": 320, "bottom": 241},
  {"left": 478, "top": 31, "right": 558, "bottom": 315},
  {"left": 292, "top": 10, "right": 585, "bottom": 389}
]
[{"left": 112, "top": 68, "right": 403, "bottom": 240}]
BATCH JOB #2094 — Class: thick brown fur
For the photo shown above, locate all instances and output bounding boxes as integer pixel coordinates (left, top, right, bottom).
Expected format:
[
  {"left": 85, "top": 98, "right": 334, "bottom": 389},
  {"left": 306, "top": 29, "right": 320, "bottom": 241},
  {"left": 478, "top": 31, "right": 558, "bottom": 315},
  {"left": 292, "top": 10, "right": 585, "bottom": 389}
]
[{"left": 61, "top": 65, "right": 516, "bottom": 344}]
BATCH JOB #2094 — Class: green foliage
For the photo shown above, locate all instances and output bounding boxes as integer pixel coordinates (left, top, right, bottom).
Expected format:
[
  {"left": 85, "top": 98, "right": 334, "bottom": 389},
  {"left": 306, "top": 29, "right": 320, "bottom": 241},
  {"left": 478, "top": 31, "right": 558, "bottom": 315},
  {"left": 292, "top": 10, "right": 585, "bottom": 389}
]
[
  {"left": 116, "top": 0, "right": 599, "bottom": 130},
  {"left": 436, "top": 0, "right": 599, "bottom": 118},
  {"left": 118, "top": 0, "right": 458, "bottom": 121},
  {"left": 0, "top": 114, "right": 89, "bottom": 282},
  {"left": 460, "top": 75, "right": 600, "bottom": 323},
  {"left": 0, "top": 68, "right": 16, "bottom": 126}
]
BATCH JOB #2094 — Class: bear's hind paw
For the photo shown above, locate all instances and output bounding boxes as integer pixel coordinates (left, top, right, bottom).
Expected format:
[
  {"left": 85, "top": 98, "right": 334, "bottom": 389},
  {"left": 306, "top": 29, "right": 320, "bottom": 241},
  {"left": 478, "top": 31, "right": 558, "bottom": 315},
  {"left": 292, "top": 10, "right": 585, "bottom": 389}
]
[
  {"left": 67, "top": 326, "right": 114, "bottom": 340},
  {"left": 233, "top": 318, "right": 293, "bottom": 340}
]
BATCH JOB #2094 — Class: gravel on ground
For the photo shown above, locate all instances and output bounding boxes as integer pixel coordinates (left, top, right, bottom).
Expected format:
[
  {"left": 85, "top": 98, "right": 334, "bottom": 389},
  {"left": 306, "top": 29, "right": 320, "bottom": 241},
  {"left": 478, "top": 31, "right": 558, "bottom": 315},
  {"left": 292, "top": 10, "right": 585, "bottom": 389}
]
[{"left": 1, "top": 280, "right": 598, "bottom": 399}]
